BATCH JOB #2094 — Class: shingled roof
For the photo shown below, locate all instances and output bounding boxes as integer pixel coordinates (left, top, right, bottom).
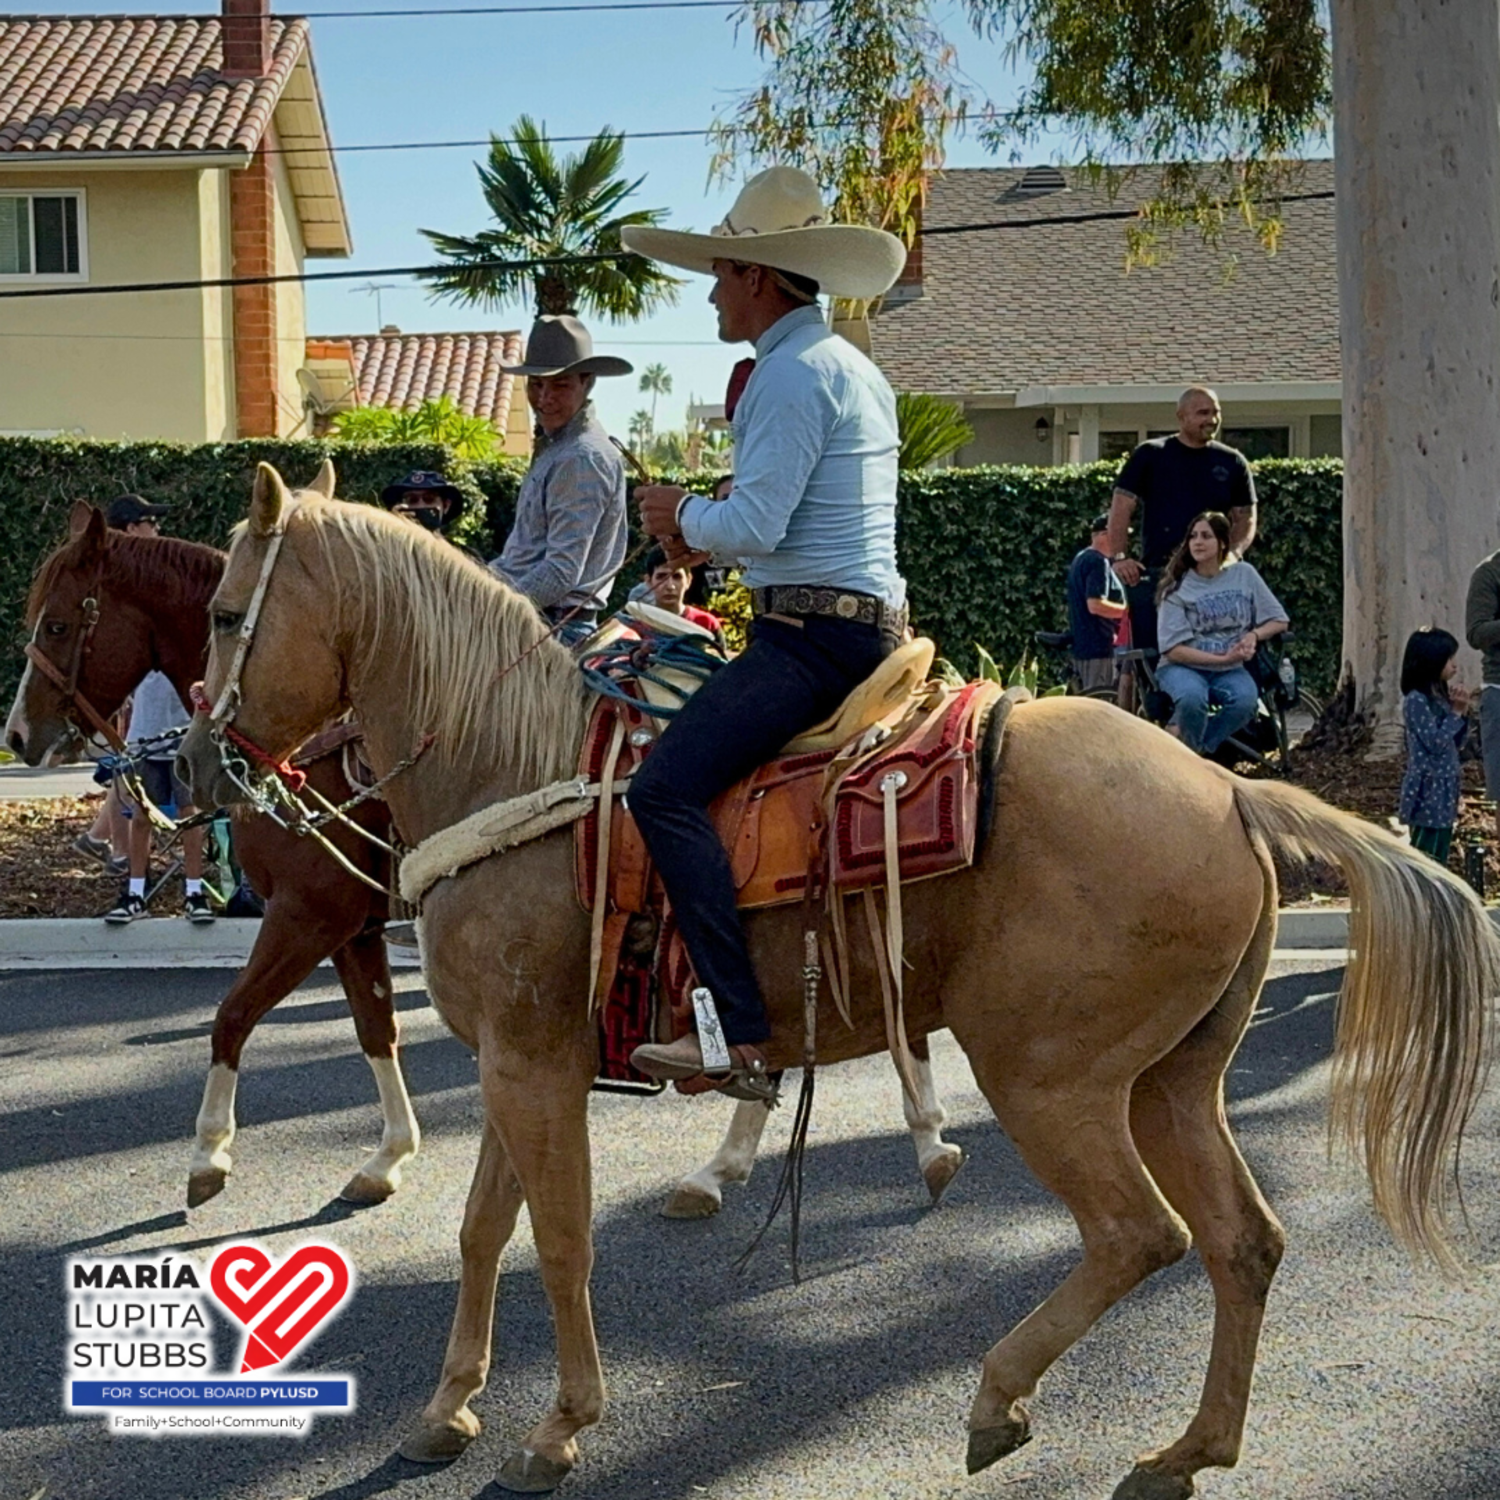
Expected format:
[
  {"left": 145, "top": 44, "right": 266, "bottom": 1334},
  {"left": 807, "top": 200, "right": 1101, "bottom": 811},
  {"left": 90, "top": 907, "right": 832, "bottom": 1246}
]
[
  {"left": 309, "top": 330, "right": 527, "bottom": 428},
  {"left": 871, "top": 160, "right": 1339, "bottom": 397},
  {"left": 0, "top": 14, "right": 349, "bottom": 253}
]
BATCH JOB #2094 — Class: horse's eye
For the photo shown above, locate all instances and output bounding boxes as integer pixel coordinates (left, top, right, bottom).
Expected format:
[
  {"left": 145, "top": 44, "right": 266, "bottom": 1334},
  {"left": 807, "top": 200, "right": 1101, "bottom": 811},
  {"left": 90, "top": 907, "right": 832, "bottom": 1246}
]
[
  {"left": 213, "top": 611, "right": 243, "bottom": 634},
  {"left": 44, "top": 620, "right": 67, "bottom": 638}
]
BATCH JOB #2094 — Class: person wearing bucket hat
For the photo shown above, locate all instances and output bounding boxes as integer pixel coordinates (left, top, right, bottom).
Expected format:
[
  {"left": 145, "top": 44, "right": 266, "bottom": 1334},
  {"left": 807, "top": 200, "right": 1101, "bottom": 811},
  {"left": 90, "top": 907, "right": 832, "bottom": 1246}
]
[
  {"left": 380, "top": 470, "right": 468, "bottom": 533},
  {"left": 621, "top": 166, "right": 909, "bottom": 1097},
  {"left": 488, "top": 314, "right": 634, "bottom": 644}
]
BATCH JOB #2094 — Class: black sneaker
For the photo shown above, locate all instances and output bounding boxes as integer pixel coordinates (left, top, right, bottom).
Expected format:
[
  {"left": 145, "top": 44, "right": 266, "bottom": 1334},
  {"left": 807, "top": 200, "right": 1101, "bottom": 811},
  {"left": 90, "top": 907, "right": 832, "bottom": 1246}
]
[
  {"left": 104, "top": 891, "right": 146, "bottom": 925},
  {"left": 184, "top": 891, "right": 216, "bottom": 925}
]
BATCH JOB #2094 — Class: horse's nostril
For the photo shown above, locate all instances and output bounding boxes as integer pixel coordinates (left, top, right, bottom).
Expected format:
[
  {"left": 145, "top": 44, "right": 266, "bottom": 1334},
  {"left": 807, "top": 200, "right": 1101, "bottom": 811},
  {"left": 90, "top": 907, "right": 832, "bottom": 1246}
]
[{"left": 5, "top": 729, "right": 23, "bottom": 756}]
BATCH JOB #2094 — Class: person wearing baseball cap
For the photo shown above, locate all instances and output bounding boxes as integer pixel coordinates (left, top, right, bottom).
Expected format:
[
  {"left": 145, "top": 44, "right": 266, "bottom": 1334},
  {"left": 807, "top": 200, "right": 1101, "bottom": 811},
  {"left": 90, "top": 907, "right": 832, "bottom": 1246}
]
[
  {"left": 619, "top": 165, "right": 908, "bottom": 1098},
  {"left": 106, "top": 494, "right": 170, "bottom": 534}
]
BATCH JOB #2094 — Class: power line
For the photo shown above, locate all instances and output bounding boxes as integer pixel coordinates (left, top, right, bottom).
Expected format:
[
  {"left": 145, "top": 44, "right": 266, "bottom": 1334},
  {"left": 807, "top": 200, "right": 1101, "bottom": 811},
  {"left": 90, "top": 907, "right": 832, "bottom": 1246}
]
[
  {"left": 0, "top": 190, "right": 1337, "bottom": 303},
  {"left": 303, "top": 0, "right": 798, "bottom": 11}
]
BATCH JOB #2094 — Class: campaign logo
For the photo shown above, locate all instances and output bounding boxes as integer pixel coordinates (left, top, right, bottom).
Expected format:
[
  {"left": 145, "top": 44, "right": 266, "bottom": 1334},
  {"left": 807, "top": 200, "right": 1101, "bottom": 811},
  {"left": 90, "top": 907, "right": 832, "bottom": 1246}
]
[{"left": 65, "top": 1240, "right": 357, "bottom": 1437}]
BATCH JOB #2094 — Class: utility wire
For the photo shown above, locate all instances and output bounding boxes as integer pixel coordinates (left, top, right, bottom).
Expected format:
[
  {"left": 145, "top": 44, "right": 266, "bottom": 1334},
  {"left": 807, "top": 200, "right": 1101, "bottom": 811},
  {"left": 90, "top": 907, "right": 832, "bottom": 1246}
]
[
  {"left": 303, "top": 0, "right": 806, "bottom": 12},
  {"left": 0, "top": 191, "right": 1335, "bottom": 301}
]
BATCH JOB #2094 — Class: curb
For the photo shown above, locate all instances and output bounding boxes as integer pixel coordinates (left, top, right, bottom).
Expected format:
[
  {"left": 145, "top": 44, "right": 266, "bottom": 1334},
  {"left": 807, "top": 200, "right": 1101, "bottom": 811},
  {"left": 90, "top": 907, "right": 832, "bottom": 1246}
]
[{"left": 0, "top": 918, "right": 421, "bottom": 970}]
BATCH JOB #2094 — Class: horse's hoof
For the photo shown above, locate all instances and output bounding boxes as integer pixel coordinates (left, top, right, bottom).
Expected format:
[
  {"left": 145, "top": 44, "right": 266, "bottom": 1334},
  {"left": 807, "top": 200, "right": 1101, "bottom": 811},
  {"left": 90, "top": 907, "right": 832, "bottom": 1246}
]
[
  {"left": 398, "top": 1414, "right": 479, "bottom": 1465},
  {"left": 186, "top": 1168, "right": 226, "bottom": 1208},
  {"left": 339, "top": 1171, "right": 395, "bottom": 1205},
  {"left": 965, "top": 1412, "right": 1032, "bottom": 1475},
  {"left": 1112, "top": 1465, "right": 1195, "bottom": 1500},
  {"left": 661, "top": 1183, "right": 721, "bottom": 1219},
  {"left": 922, "top": 1145, "right": 966, "bottom": 1204},
  {"left": 497, "top": 1447, "right": 574, "bottom": 1493}
]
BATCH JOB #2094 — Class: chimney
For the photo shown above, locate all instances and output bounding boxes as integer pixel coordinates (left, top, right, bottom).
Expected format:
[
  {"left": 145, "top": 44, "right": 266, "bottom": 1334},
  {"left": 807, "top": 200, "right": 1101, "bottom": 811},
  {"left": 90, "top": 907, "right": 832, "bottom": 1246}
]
[{"left": 222, "top": 0, "right": 271, "bottom": 79}]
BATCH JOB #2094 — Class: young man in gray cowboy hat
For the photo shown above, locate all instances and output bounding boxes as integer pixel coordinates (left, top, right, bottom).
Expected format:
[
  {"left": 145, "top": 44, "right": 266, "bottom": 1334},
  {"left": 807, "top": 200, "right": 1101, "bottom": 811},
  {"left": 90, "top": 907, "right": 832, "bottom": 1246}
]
[
  {"left": 620, "top": 165, "right": 908, "bottom": 1097},
  {"left": 490, "top": 314, "right": 633, "bottom": 646}
]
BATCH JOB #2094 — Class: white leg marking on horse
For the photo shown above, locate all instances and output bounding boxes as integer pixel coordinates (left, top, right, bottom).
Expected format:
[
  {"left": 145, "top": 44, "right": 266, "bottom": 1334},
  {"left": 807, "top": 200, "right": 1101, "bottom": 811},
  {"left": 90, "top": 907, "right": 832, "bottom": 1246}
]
[
  {"left": 189, "top": 1063, "right": 238, "bottom": 1176},
  {"left": 664, "top": 1098, "right": 773, "bottom": 1217},
  {"left": 346, "top": 1054, "right": 421, "bottom": 1199},
  {"left": 904, "top": 1052, "right": 965, "bottom": 1201},
  {"left": 372, "top": 982, "right": 388, "bottom": 1000}
]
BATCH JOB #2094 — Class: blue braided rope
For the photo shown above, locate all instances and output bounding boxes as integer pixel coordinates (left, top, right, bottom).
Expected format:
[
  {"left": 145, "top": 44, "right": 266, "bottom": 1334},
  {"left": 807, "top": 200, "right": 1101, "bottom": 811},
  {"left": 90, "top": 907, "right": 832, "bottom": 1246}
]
[{"left": 579, "top": 633, "right": 726, "bottom": 719}]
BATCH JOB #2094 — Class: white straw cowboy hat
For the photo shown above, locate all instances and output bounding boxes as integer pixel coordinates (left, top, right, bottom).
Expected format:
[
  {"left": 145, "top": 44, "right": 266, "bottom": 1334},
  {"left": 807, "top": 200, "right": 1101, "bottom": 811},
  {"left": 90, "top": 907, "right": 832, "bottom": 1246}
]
[
  {"left": 501, "top": 315, "right": 634, "bottom": 378},
  {"left": 621, "top": 166, "right": 906, "bottom": 302}
]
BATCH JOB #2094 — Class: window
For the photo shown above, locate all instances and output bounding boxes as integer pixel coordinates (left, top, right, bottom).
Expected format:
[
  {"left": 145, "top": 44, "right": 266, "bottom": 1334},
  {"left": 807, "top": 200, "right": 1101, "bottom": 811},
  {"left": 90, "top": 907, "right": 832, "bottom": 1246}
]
[
  {"left": 1220, "top": 426, "right": 1290, "bottom": 461},
  {"left": 0, "top": 192, "right": 83, "bottom": 277},
  {"left": 1100, "top": 431, "right": 1137, "bottom": 462}
]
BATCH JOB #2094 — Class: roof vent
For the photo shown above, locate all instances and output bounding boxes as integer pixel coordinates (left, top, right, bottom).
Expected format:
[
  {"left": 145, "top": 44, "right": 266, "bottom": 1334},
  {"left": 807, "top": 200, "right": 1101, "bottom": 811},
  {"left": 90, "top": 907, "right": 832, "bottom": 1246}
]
[
  {"left": 380, "top": 324, "right": 402, "bottom": 336},
  {"left": 1007, "top": 165, "right": 1068, "bottom": 200}
]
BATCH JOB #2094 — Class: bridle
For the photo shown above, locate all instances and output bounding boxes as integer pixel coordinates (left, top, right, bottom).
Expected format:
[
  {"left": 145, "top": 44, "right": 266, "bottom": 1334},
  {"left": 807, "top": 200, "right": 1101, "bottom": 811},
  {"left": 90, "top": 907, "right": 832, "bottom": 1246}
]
[
  {"left": 188, "top": 501, "right": 432, "bottom": 894},
  {"left": 24, "top": 554, "right": 127, "bottom": 753}
]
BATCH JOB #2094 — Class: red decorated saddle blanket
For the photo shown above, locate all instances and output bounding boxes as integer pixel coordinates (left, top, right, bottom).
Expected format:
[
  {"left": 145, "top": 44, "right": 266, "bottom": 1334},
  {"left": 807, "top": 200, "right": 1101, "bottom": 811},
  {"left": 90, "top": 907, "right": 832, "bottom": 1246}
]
[{"left": 576, "top": 677, "right": 1003, "bottom": 915}]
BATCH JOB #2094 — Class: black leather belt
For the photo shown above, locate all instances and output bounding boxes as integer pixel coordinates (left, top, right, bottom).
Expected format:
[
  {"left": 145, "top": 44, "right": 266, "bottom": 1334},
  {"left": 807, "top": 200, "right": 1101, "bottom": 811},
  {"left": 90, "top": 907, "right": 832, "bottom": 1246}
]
[{"left": 750, "top": 585, "right": 907, "bottom": 639}]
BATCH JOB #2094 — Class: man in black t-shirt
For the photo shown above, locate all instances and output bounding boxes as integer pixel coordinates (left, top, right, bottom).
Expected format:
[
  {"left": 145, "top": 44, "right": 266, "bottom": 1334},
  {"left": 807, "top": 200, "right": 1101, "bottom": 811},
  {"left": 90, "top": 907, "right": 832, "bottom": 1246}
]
[
  {"left": 1066, "top": 514, "right": 1128, "bottom": 692},
  {"left": 1106, "top": 386, "right": 1258, "bottom": 651}
]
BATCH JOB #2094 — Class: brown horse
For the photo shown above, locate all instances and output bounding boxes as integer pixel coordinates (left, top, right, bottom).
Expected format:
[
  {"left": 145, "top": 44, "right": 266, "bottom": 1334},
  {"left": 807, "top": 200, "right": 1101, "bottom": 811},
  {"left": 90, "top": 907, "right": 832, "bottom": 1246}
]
[
  {"left": 5, "top": 484, "right": 418, "bottom": 1208},
  {"left": 6, "top": 487, "right": 963, "bottom": 1219},
  {"left": 178, "top": 465, "right": 1497, "bottom": 1498}
]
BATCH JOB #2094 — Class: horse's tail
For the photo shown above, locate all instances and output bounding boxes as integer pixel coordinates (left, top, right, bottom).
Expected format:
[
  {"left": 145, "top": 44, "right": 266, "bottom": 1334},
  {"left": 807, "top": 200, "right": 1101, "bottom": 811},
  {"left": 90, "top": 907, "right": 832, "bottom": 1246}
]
[{"left": 1233, "top": 776, "right": 1498, "bottom": 1269}]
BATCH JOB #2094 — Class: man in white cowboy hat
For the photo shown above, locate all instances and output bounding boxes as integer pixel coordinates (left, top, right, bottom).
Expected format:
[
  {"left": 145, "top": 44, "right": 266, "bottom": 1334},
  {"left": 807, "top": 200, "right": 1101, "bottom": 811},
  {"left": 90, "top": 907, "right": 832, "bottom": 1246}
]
[
  {"left": 620, "top": 165, "right": 908, "bottom": 1098},
  {"left": 491, "top": 314, "right": 634, "bottom": 644}
]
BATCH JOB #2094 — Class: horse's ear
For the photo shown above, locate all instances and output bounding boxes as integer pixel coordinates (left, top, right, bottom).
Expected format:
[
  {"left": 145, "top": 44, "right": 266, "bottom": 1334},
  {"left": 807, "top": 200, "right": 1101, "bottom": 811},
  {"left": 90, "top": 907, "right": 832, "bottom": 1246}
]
[
  {"left": 68, "top": 499, "right": 96, "bottom": 539},
  {"left": 249, "top": 463, "right": 291, "bottom": 537},
  {"left": 307, "top": 458, "right": 336, "bottom": 500}
]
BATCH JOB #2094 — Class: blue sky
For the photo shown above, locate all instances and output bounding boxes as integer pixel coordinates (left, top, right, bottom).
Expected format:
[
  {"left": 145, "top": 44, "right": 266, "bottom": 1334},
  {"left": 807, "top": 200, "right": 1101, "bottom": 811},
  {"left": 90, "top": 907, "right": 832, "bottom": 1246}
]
[{"left": 54, "top": 1, "right": 1077, "bottom": 434}]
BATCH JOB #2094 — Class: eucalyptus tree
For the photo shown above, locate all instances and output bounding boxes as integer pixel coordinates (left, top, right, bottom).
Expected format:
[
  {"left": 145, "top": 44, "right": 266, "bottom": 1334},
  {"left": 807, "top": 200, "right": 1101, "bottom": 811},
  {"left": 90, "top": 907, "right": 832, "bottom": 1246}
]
[
  {"left": 419, "top": 116, "right": 680, "bottom": 322},
  {"left": 720, "top": 0, "right": 1499, "bottom": 747}
]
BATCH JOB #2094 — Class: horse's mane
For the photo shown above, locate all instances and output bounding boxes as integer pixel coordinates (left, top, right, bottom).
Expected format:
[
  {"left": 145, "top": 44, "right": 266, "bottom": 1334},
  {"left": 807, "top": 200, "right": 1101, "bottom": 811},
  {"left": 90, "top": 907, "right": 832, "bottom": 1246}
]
[
  {"left": 297, "top": 499, "right": 589, "bottom": 786},
  {"left": 27, "top": 530, "right": 225, "bottom": 625}
]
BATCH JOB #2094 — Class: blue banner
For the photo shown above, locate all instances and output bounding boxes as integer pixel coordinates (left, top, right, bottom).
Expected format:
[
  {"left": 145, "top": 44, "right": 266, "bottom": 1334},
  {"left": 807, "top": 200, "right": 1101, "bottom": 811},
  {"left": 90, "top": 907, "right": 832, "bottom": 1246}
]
[{"left": 71, "top": 1380, "right": 350, "bottom": 1407}]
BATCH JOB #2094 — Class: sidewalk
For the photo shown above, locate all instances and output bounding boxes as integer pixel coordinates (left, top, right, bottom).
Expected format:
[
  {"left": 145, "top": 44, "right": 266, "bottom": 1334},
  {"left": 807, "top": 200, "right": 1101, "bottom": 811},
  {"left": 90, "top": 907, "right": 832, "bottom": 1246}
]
[
  {"left": 0, "top": 909, "right": 1375, "bottom": 971},
  {"left": 0, "top": 917, "right": 421, "bottom": 970},
  {"left": 0, "top": 763, "right": 100, "bottom": 801}
]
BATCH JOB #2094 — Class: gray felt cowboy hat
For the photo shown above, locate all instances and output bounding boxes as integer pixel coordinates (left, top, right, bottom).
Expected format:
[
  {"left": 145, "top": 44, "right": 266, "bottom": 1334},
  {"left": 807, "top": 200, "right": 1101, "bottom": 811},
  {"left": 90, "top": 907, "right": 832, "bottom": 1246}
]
[
  {"left": 501, "top": 315, "right": 633, "bottom": 378},
  {"left": 620, "top": 166, "right": 907, "bottom": 302}
]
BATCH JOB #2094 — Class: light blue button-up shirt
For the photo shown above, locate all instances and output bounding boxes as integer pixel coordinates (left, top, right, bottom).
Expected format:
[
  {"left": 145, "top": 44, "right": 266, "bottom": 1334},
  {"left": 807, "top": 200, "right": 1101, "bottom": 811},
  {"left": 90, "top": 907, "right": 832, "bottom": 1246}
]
[{"left": 678, "top": 305, "right": 905, "bottom": 608}]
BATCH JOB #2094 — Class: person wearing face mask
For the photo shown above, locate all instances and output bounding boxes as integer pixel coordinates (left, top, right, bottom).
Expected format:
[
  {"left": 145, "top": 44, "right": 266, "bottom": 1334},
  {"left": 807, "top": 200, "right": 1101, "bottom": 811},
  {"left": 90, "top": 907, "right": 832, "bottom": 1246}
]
[
  {"left": 490, "top": 316, "right": 634, "bottom": 646},
  {"left": 379, "top": 470, "right": 469, "bottom": 535}
]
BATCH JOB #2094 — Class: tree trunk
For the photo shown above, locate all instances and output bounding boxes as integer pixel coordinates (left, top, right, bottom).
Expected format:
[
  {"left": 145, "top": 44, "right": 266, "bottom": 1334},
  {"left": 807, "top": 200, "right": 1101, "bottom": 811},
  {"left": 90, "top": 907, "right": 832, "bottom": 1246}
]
[{"left": 1331, "top": 0, "right": 1500, "bottom": 756}]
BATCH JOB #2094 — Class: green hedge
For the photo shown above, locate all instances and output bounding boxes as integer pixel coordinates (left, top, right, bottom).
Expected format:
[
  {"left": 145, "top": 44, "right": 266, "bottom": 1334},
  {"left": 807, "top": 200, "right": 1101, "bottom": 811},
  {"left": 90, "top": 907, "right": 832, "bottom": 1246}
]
[
  {"left": 0, "top": 437, "right": 1342, "bottom": 707},
  {"left": 898, "top": 457, "right": 1344, "bottom": 696}
]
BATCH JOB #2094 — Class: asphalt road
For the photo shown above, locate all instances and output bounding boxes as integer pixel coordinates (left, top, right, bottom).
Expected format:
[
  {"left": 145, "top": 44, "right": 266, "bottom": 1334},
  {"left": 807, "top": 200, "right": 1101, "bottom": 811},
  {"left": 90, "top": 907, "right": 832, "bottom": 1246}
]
[{"left": 1, "top": 957, "right": 1497, "bottom": 1500}]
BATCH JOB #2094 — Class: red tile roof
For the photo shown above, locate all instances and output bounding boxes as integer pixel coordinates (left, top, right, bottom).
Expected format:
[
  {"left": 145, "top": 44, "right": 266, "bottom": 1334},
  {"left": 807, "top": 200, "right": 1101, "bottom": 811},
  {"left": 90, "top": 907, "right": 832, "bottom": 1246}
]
[
  {"left": 0, "top": 15, "right": 308, "bottom": 156},
  {"left": 317, "top": 330, "right": 528, "bottom": 428}
]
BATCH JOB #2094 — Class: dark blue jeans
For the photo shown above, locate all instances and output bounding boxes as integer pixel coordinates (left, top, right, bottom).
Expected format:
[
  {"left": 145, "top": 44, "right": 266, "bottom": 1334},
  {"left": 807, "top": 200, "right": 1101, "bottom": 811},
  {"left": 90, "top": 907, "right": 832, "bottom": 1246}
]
[{"left": 628, "top": 614, "right": 890, "bottom": 1046}]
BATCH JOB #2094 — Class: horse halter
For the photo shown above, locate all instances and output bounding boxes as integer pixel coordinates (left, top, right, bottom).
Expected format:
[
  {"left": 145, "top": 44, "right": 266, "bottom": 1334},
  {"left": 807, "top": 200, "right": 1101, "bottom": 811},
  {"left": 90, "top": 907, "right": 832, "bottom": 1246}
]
[{"left": 23, "top": 555, "right": 126, "bottom": 753}]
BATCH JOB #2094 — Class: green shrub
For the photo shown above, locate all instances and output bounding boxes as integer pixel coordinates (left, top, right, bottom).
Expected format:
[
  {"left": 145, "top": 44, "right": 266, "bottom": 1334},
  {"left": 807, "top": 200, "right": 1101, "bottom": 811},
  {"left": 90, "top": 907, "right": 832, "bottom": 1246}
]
[{"left": 0, "top": 439, "right": 1343, "bottom": 707}]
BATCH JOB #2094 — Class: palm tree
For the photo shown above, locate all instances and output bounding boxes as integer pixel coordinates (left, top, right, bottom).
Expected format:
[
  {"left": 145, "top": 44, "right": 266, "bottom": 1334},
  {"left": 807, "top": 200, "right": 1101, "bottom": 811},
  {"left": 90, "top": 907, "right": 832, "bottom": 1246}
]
[
  {"left": 628, "top": 409, "right": 654, "bottom": 452},
  {"left": 417, "top": 117, "right": 680, "bottom": 321},
  {"left": 896, "top": 392, "right": 975, "bottom": 470},
  {"left": 639, "top": 362, "right": 673, "bottom": 433}
]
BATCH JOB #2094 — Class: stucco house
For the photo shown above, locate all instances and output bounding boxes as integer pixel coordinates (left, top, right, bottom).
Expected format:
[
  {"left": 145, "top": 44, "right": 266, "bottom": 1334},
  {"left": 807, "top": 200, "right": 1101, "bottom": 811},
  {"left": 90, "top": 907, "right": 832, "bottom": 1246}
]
[
  {"left": 871, "top": 160, "right": 1341, "bottom": 467},
  {"left": 0, "top": 0, "right": 349, "bottom": 442},
  {"left": 302, "top": 326, "right": 534, "bottom": 457}
]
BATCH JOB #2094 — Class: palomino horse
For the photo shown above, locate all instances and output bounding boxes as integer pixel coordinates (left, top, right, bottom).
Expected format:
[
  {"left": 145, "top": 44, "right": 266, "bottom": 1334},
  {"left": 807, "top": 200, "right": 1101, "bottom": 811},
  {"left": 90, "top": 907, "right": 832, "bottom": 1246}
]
[
  {"left": 178, "top": 466, "right": 1496, "bottom": 1498},
  {"left": 6, "top": 487, "right": 963, "bottom": 1218}
]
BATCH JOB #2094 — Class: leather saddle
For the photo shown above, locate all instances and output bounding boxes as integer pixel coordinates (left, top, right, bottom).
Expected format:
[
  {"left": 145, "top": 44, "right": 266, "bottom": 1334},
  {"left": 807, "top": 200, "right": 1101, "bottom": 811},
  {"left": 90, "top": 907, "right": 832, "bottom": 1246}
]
[{"left": 576, "top": 633, "right": 1009, "bottom": 1034}]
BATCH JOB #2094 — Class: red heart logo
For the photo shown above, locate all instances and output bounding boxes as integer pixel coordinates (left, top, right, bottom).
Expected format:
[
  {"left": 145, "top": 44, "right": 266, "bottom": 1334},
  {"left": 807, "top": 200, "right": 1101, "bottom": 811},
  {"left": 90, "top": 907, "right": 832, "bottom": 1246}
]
[{"left": 208, "top": 1241, "right": 353, "bottom": 1372}]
